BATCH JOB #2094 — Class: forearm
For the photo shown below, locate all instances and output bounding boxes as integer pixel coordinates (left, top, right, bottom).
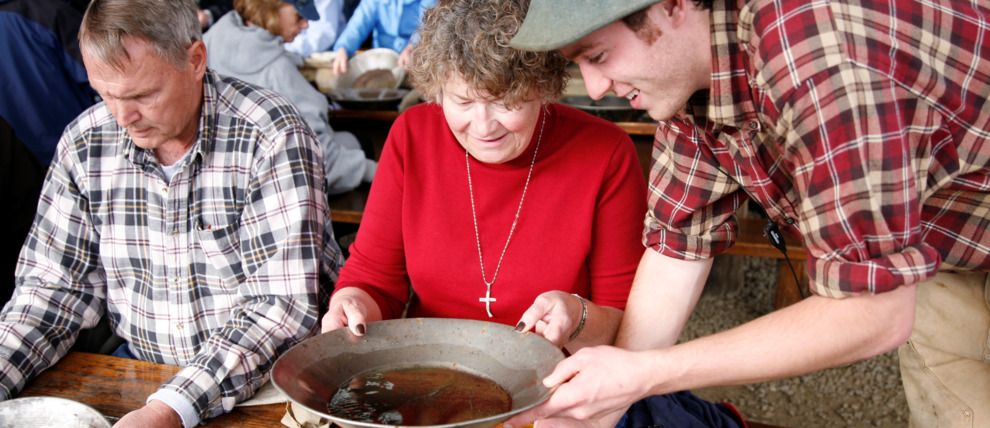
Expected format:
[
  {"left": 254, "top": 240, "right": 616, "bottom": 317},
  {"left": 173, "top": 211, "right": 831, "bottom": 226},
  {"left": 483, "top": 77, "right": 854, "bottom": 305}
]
[
  {"left": 644, "top": 284, "right": 916, "bottom": 394},
  {"left": 565, "top": 304, "right": 623, "bottom": 351},
  {"left": 615, "top": 250, "right": 711, "bottom": 351}
]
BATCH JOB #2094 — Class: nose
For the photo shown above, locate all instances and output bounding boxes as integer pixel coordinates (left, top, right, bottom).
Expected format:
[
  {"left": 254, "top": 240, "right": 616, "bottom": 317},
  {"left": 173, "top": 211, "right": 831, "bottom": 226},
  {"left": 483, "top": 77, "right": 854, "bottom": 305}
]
[
  {"left": 470, "top": 104, "right": 498, "bottom": 136},
  {"left": 578, "top": 63, "right": 612, "bottom": 100},
  {"left": 300, "top": 19, "right": 309, "bottom": 30},
  {"left": 108, "top": 99, "right": 140, "bottom": 129}
]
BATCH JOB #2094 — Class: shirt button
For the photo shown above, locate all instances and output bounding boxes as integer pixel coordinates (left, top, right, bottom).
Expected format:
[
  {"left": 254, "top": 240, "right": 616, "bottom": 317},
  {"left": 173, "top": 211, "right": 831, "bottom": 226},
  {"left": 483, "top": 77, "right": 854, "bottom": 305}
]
[
  {"left": 161, "top": 187, "right": 168, "bottom": 193},
  {"left": 748, "top": 120, "right": 760, "bottom": 131},
  {"left": 171, "top": 230, "right": 180, "bottom": 237},
  {"left": 785, "top": 217, "right": 796, "bottom": 225}
]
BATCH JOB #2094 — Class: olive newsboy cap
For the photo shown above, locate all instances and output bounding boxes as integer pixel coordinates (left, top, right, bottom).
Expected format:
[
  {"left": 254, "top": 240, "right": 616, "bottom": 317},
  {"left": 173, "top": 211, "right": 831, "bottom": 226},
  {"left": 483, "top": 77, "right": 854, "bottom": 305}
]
[{"left": 510, "top": 0, "right": 664, "bottom": 51}]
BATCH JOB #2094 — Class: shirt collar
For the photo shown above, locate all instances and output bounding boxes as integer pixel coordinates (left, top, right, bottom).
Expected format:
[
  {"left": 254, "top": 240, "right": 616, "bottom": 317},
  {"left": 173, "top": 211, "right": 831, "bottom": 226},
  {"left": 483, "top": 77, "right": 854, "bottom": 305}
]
[{"left": 704, "top": 0, "right": 760, "bottom": 129}]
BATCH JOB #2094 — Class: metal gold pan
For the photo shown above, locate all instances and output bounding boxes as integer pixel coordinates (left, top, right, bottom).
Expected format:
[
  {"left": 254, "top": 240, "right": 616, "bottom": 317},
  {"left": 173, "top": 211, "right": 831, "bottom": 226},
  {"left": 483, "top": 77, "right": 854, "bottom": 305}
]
[{"left": 272, "top": 318, "right": 565, "bottom": 428}]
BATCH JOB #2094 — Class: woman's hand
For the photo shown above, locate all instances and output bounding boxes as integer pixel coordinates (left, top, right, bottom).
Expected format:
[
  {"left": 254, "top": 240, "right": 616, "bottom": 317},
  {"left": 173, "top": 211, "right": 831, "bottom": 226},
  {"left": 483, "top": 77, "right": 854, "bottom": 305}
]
[
  {"left": 332, "top": 48, "right": 349, "bottom": 75},
  {"left": 515, "top": 291, "right": 585, "bottom": 347},
  {"left": 320, "top": 287, "right": 382, "bottom": 335}
]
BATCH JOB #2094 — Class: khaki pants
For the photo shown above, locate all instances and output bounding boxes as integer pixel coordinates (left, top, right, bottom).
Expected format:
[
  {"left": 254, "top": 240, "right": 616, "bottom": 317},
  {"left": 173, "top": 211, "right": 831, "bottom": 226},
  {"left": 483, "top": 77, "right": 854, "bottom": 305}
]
[{"left": 899, "top": 272, "right": 990, "bottom": 428}]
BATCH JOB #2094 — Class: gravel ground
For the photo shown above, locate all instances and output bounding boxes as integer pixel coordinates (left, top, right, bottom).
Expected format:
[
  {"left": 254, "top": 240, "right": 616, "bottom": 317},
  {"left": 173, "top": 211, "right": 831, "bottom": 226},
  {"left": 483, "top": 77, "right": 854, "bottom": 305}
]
[{"left": 680, "top": 255, "right": 910, "bottom": 427}]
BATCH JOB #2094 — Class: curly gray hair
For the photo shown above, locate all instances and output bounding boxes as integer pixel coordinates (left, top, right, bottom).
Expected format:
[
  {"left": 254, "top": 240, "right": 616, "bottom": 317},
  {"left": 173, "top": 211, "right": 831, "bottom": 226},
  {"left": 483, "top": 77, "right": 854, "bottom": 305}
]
[{"left": 407, "top": 0, "right": 569, "bottom": 109}]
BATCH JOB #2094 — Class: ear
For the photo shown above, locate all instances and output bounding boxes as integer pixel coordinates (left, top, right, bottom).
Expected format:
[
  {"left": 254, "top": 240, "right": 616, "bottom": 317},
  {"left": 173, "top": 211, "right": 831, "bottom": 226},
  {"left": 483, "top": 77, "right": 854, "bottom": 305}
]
[
  {"left": 658, "top": 0, "right": 689, "bottom": 28},
  {"left": 187, "top": 40, "right": 208, "bottom": 79}
]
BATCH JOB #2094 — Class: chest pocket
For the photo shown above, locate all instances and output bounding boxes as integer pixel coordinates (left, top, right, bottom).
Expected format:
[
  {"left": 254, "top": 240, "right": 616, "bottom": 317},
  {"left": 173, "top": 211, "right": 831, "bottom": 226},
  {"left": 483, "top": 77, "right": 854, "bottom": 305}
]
[{"left": 197, "top": 221, "right": 245, "bottom": 288}]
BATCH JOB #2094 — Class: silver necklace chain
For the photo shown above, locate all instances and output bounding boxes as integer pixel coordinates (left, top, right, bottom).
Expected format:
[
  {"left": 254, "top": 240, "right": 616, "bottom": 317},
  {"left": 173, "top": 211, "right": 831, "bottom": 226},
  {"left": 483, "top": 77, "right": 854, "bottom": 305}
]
[{"left": 467, "top": 110, "right": 546, "bottom": 317}]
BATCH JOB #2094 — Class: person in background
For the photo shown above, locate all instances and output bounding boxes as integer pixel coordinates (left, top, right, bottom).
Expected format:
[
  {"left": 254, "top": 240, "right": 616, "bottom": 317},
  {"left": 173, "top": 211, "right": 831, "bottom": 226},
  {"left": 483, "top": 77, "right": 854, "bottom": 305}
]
[
  {"left": 504, "top": 0, "right": 990, "bottom": 427},
  {"left": 284, "top": 0, "right": 346, "bottom": 58},
  {"left": 197, "top": 0, "right": 233, "bottom": 30},
  {"left": 0, "top": 0, "right": 96, "bottom": 166},
  {"left": 0, "top": 116, "right": 45, "bottom": 308},
  {"left": 330, "top": 0, "right": 435, "bottom": 75},
  {"left": 204, "top": 0, "right": 376, "bottom": 194},
  {"left": 0, "top": 1, "right": 343, "bottom": 427}
]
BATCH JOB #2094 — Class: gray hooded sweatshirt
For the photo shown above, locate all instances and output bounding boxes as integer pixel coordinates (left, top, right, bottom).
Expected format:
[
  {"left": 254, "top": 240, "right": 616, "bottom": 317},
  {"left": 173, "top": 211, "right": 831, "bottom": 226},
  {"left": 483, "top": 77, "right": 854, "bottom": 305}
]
[{"left": 204, "top": 11, "right": 375, "bottom": 194}]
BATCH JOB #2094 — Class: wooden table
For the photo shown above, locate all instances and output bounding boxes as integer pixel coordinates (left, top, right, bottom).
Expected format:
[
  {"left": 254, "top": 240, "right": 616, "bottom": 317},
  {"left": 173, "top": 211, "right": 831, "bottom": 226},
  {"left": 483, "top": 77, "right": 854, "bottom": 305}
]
[
  {"left": 21, "top": 351, "right": 785, "bottom": 428},
  {"left": 18, "top": 352, "right": 286, "bottom": 427}
]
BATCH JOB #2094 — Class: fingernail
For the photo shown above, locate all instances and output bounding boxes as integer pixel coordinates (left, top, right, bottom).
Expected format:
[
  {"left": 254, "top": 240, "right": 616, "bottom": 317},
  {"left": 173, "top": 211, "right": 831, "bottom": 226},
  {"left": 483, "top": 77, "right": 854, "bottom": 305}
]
[
  {"left": 503, "top": 424, "right": 514, "bottom": 428},
  {"left": 514, "top": 322, "right": 525, "bottom": 332},
  {"left": 356, "top": 324, "right": 366, "bottom": 335}
]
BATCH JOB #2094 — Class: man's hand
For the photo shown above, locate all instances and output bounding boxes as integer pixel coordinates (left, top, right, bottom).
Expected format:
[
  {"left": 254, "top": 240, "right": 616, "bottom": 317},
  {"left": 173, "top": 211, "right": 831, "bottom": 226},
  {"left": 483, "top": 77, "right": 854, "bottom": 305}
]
[
  {"left": 503, "top": 346, "right": 654, "bottom": 427},
  {"left": 398, "top": 46, "right": 413, "bottom": 70},
  {"left": 518, "top": 408, "right": 626, "bottom": 428},
  {"left": 197, "top": 10, "right": 211, "bottom": 29},
  {"left": 113, "top": 399, "right": 183, "bottom": 428},
  {"left": 333, "top": 48, "right": 349, "bottom": 75}
]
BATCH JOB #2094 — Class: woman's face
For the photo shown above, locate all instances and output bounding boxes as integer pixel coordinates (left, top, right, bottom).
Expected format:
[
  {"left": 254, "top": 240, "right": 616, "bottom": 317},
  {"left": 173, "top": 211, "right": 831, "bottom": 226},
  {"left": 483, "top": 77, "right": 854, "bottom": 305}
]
[
  {"left": 441, "top": 74, "right": 543, "bottom": 164},
  {"left": 277, "top": 4, "right": 308, "bottom": 43}
]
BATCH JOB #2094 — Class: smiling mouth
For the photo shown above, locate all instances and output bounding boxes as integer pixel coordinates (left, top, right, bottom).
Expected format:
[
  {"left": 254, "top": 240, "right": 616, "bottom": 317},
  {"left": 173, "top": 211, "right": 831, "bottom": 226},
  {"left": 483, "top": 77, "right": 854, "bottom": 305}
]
[
  {"left": 625, "top": 89, "right": 640, "bottom": 101},
  {"left": 475, "top": 135, "right": 506, "bottom": 145}
]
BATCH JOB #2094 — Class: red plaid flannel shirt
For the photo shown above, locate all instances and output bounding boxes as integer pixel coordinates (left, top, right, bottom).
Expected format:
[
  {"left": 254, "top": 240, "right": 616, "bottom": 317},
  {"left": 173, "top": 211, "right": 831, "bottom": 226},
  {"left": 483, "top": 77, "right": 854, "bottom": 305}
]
[{"left": 646, "top": 0, "right": 990, "bottom": 297}]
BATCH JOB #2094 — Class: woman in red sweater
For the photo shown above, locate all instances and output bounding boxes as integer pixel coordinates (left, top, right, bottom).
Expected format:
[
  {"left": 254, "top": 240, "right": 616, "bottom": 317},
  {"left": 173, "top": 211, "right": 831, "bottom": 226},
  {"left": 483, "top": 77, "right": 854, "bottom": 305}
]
[{"left": 320, "top": 0, "right": 646, "bottom": 353}]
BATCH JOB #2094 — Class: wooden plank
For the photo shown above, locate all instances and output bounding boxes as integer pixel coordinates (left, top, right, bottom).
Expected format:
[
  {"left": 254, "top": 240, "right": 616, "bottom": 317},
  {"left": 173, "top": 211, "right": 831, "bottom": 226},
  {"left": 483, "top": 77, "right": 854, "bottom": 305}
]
[
  {"left": 615, "top": 121, "right": 658, "bottom": 136},
  {"left": 723, "top": 217, "right": 806, "bottom": 261},
  {"left": 327, "top": 106, "right": 658, "bottom": 136},
  {"left": 775, "top": 259, "right": 808, "bottom": 309},
  {"left": 328, "top": 188, "right": 369, "bottom": 224}
]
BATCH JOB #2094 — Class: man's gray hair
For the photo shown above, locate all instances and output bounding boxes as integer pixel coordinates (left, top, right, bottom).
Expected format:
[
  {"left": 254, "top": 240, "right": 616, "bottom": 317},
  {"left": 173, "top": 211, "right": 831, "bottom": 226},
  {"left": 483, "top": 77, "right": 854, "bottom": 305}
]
[{"left": 80, "top": 0, "right": 202, "bottom": 71}]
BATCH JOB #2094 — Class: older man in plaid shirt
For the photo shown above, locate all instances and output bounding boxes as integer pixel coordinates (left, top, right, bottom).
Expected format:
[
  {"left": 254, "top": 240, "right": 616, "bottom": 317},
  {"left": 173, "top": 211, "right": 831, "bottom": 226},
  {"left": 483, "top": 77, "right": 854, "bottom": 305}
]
[
  {"left": 506, "top": 0, "right": 990, "bottom": 427},
  {"left": 0, "top": 0, "right": 343, "bottom": 427}
]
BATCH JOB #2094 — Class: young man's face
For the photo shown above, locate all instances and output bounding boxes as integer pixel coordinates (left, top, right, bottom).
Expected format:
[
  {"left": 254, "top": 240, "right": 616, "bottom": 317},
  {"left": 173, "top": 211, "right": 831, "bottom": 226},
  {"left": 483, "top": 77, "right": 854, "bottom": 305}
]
[{"left": 560, "top": 2, "right": 711, "bottom": 121}]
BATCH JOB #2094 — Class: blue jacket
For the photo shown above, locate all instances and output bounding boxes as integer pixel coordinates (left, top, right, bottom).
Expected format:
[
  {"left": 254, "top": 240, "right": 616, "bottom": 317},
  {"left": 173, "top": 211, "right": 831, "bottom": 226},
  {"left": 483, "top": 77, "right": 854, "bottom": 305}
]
[
  {"left": 331, "top": 0, "right": 436, "bottom": 56},
  {"left": 0, "top": 0, "right": 96, "bottom": 166}
]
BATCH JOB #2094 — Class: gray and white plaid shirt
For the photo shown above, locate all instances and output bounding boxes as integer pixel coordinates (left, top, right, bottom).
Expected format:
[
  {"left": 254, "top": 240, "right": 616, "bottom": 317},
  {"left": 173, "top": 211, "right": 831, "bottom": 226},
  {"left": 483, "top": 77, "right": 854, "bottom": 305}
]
[{"left": 0, "top": 70, "right": 342, "bottom": 422}]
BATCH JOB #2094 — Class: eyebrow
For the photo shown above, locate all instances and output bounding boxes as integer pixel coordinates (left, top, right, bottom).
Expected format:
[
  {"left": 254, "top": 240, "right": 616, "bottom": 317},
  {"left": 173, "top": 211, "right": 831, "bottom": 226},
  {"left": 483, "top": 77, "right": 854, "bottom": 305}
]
[
  {"left": 97, "top": 86, "right": 148, "bottom": 101},
  {"left": 560, "top": 40, "right": 596, "bottom": 60}
]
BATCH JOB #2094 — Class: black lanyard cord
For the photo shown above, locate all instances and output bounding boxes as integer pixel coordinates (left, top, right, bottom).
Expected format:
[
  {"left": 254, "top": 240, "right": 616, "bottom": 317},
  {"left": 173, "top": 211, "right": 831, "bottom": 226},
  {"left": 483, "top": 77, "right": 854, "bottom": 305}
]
[{"left": 689, "top": 119, "right": 808, "bottom": 299}]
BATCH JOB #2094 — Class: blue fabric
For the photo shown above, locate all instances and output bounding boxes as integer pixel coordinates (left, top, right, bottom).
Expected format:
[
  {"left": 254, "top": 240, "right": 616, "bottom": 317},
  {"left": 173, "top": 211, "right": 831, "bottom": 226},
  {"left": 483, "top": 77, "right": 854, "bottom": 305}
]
[
  {"left": 331, "top": 0, "right": 437, "bottom": 56},
  {"left": 110, "top": 343, "right": 137, "bottom": 360},
  {"left": 616, "top": 392, "right": 744, "bottom": 428},
  {"left": 0, "top": 0, "right": 95, "bottom": 166}
]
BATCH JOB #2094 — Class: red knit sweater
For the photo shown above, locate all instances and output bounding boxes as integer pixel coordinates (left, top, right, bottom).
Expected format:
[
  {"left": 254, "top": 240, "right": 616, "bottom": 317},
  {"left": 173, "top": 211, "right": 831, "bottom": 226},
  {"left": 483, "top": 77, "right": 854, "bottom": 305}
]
[{"left": 335, "top": 102, "right": 647, "bottom": 326}]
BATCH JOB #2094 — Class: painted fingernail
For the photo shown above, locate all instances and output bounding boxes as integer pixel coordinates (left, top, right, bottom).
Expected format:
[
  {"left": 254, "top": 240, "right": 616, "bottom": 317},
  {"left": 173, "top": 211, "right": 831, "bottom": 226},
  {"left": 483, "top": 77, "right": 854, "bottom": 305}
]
[
  {"left": 515, "top": 322, "right": 525, "bottom": 332},
  {"left": 356, "top": 324, "right": 366, "bottom": 335}
]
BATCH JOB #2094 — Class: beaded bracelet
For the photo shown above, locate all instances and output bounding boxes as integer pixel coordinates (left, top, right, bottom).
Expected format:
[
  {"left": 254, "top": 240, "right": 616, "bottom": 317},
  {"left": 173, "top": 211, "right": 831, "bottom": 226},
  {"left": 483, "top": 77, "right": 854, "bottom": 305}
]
[{"left": 569, "top": 293, "right": 588, "bottom": 342}]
